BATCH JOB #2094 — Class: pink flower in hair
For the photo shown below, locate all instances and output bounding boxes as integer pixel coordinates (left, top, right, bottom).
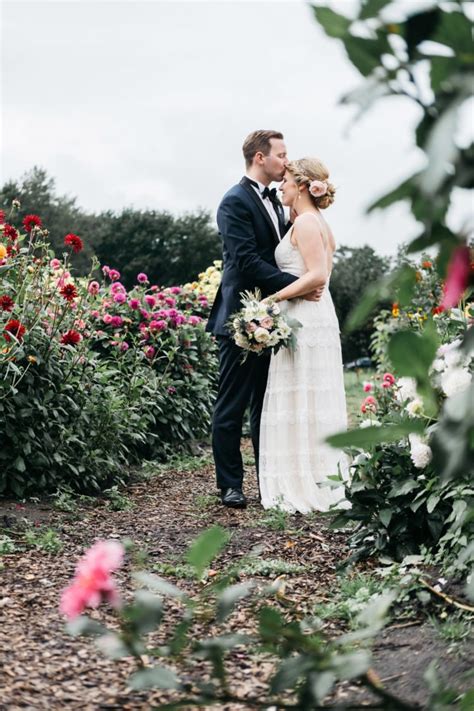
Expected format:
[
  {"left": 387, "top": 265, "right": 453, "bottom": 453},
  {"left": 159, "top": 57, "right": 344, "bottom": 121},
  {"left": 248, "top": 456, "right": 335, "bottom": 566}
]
[{"left": 309, "top": 180, "right": 327, "bottom": 198}]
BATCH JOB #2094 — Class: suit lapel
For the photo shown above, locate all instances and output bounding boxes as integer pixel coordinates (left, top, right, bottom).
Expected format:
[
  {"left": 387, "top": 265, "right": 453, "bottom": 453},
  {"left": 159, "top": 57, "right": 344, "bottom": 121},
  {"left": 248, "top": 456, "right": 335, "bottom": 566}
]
[{"left": 239, "top": 177, "right": 281, "bottom": 246}]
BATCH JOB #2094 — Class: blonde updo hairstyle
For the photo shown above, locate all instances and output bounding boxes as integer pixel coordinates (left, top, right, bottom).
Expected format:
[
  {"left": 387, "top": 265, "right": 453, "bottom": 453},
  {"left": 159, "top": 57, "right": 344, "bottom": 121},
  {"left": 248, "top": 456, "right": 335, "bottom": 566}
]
[{"left": 286, "top": 158, "right": 336, "bottom": 210}]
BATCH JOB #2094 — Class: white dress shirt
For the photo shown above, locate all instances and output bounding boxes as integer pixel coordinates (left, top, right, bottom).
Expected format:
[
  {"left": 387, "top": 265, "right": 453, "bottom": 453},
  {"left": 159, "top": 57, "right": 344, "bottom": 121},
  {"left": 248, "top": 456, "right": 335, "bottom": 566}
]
[{"left": 245, "top": 175, "right": 281, "bottom": 239}]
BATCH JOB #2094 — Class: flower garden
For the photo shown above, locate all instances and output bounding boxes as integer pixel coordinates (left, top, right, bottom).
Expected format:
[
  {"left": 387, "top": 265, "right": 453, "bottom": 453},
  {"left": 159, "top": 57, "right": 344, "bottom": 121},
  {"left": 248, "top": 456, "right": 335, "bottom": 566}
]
[
  {"left": 1, "top": 196, "right": 473, "bottom": 708},
  {"left": 2, "top": 2, "right": 474, "bottom": 707},
  {"left": 0, "top": 203, "right": 219, "bottom": 497}
]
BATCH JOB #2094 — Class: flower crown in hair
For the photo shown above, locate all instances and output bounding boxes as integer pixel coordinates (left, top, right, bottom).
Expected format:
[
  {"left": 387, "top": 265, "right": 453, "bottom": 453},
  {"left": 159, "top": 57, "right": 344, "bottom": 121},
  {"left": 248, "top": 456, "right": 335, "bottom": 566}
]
[{"left": 309, "top": 180, "right": 327, "bottom": 198}]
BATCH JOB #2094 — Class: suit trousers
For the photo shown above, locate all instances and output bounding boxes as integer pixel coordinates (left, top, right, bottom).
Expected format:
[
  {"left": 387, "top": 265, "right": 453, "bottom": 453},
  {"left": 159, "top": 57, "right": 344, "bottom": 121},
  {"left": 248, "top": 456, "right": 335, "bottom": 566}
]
[{"left": 212, "top": 336, "right": 270, "bottom": 492}]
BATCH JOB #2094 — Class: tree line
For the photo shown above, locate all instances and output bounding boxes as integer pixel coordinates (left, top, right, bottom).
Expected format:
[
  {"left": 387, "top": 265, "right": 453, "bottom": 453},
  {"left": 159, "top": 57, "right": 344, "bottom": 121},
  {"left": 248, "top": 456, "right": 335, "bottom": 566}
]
[{"left": 1, "top": 167, "right": 390, "bottom": 360}]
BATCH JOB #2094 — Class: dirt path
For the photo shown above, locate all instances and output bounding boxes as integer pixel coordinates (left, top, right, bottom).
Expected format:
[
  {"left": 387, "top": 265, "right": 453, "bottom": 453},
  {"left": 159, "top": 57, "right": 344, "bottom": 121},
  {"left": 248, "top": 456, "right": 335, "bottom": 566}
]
[{"left": 0, "top": 449, "right": 472, "bottom": 709}]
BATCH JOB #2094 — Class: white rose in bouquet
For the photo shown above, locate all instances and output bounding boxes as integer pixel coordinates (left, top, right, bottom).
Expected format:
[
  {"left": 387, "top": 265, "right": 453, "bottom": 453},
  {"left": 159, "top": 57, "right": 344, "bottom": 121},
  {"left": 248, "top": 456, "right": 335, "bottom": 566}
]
[{"left": 254, "top": 327, "right": 271, "bottom": 344}]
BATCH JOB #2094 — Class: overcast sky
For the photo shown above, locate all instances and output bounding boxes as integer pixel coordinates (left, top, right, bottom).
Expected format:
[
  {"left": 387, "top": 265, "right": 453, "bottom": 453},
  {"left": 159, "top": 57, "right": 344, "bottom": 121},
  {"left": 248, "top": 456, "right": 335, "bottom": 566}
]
[{"left": 1, "top": 0, "right": 472, "bottom": 256}]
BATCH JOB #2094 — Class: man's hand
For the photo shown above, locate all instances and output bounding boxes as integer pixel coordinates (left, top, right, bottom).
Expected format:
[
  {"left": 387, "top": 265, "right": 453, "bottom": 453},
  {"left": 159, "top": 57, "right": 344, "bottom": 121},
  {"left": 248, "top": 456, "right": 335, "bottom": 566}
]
[{"left": 303, "top": 286, "right": 324, "bottom": 302}]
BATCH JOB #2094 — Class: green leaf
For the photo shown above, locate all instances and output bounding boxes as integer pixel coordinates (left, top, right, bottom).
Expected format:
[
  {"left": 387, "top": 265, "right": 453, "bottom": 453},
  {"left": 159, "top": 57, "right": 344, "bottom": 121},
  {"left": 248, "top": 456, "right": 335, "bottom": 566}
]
[
  {"left": 14, "top": 456, "right": 26, "bottom": 472},
  {"left": 430, "top": 56, "right": 458, "bottom": 93},
  {"left": 461, "top": 690, "right": 474, "bottom": 711},
  {"left": 133, "top": 571, "right": 186, "bottom": 600},
  {"left": 343, "top": 36, "right": 383, "bottom": 76},
  {"left": 330, "top": 649, "right": 371, "bottom": 679},
  {"left": 367, "top": 173, "right": 419, "bottom": 213},
  {"left": 126, "top": 590, "right": 163, "bottom": 635},
  {"left": 359, "top": 0, "right": 390, "bottom": 20},
  {"left": 432, "top": 9, "right": 473, "bottom": 55},
  {"left": 356, "top": 590, "right": 397, "bottom": 630},
  {"left": 130, "top": 665, "right": 182, "bottom": 691},
  {"left": 388, "top": 328, "right": 438, "bottom": 381},
  {"left": 310, "top": 671, "right": 337, "bottom": 703},
  {"left": 460, "top": 325, "right": 474, "bottom": 355},
  {"left": 216, "top": 582, "right": 254, "bottom": 622},
  {"left": 426, "top": 493, "right": 440, "bottom": 514},
  {"left": 66, "top": 615, "right": 107, "bottom": 637},
  {"left": 406, "top": 223, "right": 457, "bottom": 254},
  {"left": 420, "top": 96, "right": 465, "bottom": 195},
  {"left": 312, "top": 6, "right": 350, "bottom": 38},
  {"left": 259, "top": 606, "right": 284, "bottom": 639},
  {"left": 270, "top": 655, "right": 314, "bottom": 693},
  {"left": 95, "top": 632, "right": 132, "bottom": 659},
  {"left": 326, "top": 419, "right": 425, "bottom": 449},
  {"left": 186, "top": 526, "right": 229, "bottom": 578},
  {"left": 379, "top": 509, "right": 392, "bottom": 527}
]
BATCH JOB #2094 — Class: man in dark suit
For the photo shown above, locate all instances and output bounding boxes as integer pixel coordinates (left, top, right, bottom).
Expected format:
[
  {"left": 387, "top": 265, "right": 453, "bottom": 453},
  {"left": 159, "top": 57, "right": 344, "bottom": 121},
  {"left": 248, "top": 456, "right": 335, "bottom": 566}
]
[{"left": 207, "top": 130, "right": 322, "bottom": 508}]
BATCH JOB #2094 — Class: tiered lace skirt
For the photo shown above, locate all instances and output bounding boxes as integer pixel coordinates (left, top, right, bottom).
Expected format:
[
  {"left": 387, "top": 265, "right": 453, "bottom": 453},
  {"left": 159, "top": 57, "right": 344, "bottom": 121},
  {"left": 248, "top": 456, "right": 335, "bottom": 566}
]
[{"left": 259, "top": 291, "right": 350, "bottom": 513}]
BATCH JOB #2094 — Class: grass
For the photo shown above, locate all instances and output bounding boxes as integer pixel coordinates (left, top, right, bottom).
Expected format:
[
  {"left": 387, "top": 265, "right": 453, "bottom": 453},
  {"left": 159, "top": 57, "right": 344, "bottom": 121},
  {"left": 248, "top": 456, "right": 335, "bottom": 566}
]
[
  {"left": 314, "top": 572, "right": 385, "bottom": 626},
  {"left": 344, "top": 368, "right": 375, "bottom": 427},
  {"left": 0, "top": 536, "right": 16, "bottom": 555},
  {"left": 23, "top": 526, "right": 63, "bottom": 554},
  {"left": 240, "top": 557, "right": 307, "bottom": 577},
  {"left": 430, "top": 612, "right": 473, "bottom": 650},
  {"left": 259, "top": 506, "right": 289, "bottom": 531}
]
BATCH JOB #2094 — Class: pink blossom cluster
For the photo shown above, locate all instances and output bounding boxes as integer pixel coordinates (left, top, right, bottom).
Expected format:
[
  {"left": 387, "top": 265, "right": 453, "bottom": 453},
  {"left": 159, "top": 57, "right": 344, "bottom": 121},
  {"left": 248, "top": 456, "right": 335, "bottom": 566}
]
[
  {"left": 60, "top": 540, "right": 124, "bottom": 620},
  {"left": 360, "top": 373, "right": 395, "bottom": 413}
]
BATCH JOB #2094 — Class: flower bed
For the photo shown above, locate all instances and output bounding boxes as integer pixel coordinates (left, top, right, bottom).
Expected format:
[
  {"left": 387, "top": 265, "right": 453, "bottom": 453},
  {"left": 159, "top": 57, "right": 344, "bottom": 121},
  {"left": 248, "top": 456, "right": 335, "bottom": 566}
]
[
  {"left": 332, "top": 256, "right": 473, "bottom": 573},
  {"left": 0, "top": 204, "right": 217, "bottom": 496}
]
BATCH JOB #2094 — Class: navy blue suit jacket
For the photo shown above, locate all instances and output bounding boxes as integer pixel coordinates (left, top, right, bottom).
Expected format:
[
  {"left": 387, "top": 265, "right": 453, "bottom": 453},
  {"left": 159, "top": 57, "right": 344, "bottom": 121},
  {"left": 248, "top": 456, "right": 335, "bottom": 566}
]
[{"left": 206, "top": 178, "right": 297, "bottom": 336}]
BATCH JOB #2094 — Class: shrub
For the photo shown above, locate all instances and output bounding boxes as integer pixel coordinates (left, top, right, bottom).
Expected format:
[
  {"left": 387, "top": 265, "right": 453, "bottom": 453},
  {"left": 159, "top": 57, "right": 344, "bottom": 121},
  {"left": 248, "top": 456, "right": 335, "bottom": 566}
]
[{"left": 0, "top": 205, "right": 218, "bottom": 496}]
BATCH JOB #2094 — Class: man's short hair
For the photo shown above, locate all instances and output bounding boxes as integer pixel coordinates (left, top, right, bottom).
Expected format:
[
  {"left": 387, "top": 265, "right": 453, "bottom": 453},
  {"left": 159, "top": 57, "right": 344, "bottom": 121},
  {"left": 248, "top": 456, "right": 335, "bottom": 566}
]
[{"left": 242, "top": 130, "right": 284, "bottom": 168}]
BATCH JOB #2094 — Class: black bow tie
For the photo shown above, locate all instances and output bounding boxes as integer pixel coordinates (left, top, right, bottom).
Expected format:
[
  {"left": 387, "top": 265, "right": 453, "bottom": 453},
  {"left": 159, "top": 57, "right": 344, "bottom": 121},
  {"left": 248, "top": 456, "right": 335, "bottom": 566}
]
[{"left": 261, "top": 186, "right": 278, "bottom": 202}]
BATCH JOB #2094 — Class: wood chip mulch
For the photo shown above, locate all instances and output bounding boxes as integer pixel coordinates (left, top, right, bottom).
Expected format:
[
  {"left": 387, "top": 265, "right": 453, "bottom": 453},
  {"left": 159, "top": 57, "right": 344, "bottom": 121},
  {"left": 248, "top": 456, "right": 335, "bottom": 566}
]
[{"left": 0, "top": 449, "right": 472, "bottom": 710}]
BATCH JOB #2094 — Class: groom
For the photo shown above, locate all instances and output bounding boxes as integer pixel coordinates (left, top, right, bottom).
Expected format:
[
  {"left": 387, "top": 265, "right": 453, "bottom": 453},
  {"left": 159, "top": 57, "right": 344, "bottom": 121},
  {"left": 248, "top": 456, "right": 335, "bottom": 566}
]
[{"left": 207, "top": 130, "right": 321, "bottom": 508}]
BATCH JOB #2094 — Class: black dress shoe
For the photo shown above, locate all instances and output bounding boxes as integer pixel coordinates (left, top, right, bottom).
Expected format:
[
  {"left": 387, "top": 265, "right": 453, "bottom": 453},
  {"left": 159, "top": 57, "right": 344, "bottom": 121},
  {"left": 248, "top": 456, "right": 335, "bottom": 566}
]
[{"left": 221, "top": 487, "right": 247, "bottom": 509}]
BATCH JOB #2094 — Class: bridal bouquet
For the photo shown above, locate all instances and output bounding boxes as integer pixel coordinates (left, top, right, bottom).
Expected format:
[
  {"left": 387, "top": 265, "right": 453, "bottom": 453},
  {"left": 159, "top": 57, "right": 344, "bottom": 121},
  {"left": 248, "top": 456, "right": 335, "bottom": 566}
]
[{"left": 228, "top": 289, "right": 301, "bottom": 358}]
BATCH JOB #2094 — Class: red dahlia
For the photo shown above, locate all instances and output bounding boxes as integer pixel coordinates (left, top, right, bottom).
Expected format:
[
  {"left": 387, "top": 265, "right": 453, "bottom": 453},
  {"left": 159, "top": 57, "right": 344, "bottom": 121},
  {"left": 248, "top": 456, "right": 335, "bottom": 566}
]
[
  {"left": 6, "top": 244, "right": 18, "bottom": 257},
  {"left": 3, "top": 224, "right": 18, "bottom": 241},
  {"left": 0, "top": 295, "right": 14, "bottom": 311},
  {"left": 22, "top": 214, "right": 42, "bottom": 232},
  {"left": 0, "top": 210, "right": 5, "bottom": 224},
  {"left": 64, "top": 233, "right": 84, "bottom": 254},
  {"left": 4, "top": 319, "right": 26, "bottom": 342},
  {"left": 60, "top": 283, "right": 78, "bottom": 302},
  {"left": 60, "top": 329, "right": 82, "bottom": 345}
]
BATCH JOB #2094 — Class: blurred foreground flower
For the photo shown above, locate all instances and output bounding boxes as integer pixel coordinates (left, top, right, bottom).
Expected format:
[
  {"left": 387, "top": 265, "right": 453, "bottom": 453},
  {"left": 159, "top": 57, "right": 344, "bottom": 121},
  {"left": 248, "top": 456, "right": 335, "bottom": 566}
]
[
  {"left": 60, "top": 540, "right": 124, "bottom": 619},
  {"left": 441, "top": 246, "right": 471, "bottom": 310}
]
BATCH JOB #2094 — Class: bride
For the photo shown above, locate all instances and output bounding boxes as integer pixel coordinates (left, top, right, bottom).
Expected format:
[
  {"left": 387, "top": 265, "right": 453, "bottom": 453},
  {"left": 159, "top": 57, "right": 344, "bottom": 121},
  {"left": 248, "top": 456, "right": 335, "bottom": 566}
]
[{"left": 259, "top": 158, "right": 349, "bottom": 513}]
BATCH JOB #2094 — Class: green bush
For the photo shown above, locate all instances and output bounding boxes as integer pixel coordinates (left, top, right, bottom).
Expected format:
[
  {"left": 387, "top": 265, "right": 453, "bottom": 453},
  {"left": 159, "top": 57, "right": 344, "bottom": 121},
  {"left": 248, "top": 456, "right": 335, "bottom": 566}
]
[{"left": 0, "top": 205, "right": 217, "bottom": 497}]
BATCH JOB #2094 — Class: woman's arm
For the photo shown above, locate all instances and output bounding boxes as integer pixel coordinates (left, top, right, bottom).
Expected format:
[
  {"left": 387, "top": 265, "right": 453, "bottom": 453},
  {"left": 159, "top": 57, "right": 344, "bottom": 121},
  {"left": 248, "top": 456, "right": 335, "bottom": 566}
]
[{"left": 271, "top": 214, "right": 328, "bottom": 302}]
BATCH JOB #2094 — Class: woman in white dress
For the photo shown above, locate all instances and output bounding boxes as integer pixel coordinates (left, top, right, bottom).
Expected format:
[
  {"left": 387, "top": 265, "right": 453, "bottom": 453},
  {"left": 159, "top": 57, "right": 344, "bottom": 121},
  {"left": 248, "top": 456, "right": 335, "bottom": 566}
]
[{"left": 259, "top": 158, "right": 349, "bottom": 513}]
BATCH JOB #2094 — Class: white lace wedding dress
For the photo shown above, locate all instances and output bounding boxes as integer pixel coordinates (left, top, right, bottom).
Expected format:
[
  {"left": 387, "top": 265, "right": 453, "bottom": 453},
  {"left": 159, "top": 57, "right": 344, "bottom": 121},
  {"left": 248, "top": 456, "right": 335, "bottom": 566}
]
[{"left": 259, "top": 227, "right": 350, "bottom": 513}]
